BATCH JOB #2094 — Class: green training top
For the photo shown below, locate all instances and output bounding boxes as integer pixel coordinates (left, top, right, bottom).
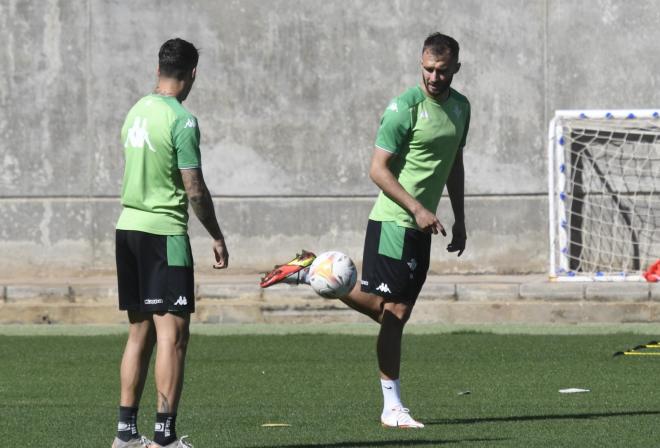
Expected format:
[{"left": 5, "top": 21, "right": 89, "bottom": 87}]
[
  {"left": 369, "top": 85, "right": 470, "bottom": 229},
  {"left": 116, "top": 94, "right": 201, "bottom": 235}
]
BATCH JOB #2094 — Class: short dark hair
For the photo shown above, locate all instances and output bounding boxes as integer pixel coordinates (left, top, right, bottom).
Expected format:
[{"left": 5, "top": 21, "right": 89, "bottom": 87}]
[
  {"left": 158, "top": 38, "right": 199, "bottom": 80},
  {"left": 422, "top": 33, "right": 459, "bottom": 60}
]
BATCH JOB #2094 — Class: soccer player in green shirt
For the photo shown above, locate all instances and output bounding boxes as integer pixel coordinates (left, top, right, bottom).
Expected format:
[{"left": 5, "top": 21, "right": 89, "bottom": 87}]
[
  {"left": 112, "top": 38, "right": 228, "bottom": 448},
  {"left": 261, "top": 33, "right": 469, "bottom": 428}
]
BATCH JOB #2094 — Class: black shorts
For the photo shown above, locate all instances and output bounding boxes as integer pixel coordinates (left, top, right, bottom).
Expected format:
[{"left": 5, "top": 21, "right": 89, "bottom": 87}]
[
  {"left": 116, "top": 229, "right": 195, "bottom": 313},
  {"left": 360, "top": 220, "right": 431, "bottom": 303}
]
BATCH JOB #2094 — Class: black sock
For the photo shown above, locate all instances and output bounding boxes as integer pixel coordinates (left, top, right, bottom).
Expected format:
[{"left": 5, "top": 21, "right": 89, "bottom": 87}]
[
  {"left": 154, "top": 413, "right": 177, "bottom": 446},
  {"left": 117, "top": 406, "right": 139, "bottom": 442}
]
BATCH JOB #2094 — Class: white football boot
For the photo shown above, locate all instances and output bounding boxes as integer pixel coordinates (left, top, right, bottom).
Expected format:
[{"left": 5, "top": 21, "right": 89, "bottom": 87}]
[
  {"left": 381, "top": 406, "right": 425, "bottom": 428},
  {"left": 112, "top": 435, "right": 153, "bottom": 447},
  {"left": 149, "top": 435, "right": 193, "bottom": 448}
]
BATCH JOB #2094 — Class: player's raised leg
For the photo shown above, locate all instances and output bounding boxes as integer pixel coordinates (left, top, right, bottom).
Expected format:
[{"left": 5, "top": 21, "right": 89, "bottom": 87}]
[
  {"left": 259, "top": 250, "right": 316, "bottom": 287},
  {"left": 260, "top": 249, "right": 385, "bottom": 321},
  {"left": 338, "top": 281, "right": 384, "bottom": 322}
]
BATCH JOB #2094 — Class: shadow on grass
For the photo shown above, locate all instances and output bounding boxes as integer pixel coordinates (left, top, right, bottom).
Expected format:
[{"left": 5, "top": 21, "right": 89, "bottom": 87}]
[
  {"left": 425, "top": 410, "right": 660, "bottom": 425},
  {"left": 257, "top": 438, "right": 507, "bottom": 447}
]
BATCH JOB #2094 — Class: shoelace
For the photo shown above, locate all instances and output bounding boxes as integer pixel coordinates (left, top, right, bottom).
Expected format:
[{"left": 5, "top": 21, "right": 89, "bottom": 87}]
[
  {"left": 178, "top": 436, "right": 194, "bottom": 447},
  {"left": 393, "top": 407, "right": 417, "bottom": 424}
]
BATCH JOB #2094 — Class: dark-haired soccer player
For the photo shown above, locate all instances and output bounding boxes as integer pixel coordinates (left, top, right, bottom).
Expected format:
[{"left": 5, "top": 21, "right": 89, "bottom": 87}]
[
  {"left": 112, "top": 38, "right": 228, "bottom": 448},
  {"left": 261, "top": 32, "right": 469, "bottom": 428}
]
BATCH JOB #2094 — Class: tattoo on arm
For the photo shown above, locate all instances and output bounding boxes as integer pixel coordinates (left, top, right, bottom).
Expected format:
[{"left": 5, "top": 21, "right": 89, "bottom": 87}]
[
  {"left": 181, "top": 169, "right": 224, "bottom": 240},
  {"left": 158, "top": 391, "right": 170, "bottom": 413},
  {"left": 189, "top": 189, "right": 222, "bottom": 235}
]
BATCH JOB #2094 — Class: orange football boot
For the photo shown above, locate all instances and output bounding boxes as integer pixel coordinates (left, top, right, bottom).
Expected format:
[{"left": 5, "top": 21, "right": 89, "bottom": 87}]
[{"left": 259, "top": 250, "right": 316, "bottom": 288}]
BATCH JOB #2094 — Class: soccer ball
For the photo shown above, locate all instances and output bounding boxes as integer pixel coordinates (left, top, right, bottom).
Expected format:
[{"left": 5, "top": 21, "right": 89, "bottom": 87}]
[{"left": 308, "top": 251, "right": 358, "bottom": 299}]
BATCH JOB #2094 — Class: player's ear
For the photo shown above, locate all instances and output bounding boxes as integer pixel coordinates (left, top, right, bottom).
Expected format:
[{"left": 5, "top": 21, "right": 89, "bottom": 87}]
[
  {"left": 191, "top": 67, "right": 197, "bottom": 79},
  {"left": 157, "top": 65, "right": 161, "bottom": 77},
  {"left": 454, "top": 62, "right": 461, "bottom": 74}
]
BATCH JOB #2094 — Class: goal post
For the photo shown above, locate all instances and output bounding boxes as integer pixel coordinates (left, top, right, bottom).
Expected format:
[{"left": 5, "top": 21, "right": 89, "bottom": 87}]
[{"left": 548, "top": 109, "right": 660, "bottom": 281}]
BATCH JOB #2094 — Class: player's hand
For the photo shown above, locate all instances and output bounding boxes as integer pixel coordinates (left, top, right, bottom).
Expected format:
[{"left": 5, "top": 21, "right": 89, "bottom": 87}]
[
  {"left": 414, "top": 207, "right": 446, "bottom": 236},
  {"left": 212, "top": 238, "right": 229, "bottom": 269},
  {"left": 446, "top": 221, "right": 466, "bottom": 256}
]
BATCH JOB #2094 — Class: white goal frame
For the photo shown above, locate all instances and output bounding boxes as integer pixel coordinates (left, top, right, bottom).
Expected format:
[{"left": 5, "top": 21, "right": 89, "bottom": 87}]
[{"left": 548, "top": 109, "right": 660, "bottom": 281}]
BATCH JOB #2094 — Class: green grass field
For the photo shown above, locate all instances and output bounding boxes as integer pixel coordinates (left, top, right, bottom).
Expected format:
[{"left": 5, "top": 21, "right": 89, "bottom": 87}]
[{"left": 2, "top": 326, "right": 660, "bottom": 447}]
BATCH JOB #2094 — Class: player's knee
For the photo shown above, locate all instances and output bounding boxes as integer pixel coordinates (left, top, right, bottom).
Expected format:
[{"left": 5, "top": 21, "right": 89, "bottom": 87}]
[
  {"left": 382, "top": 302, "right": 413, "bottom": 324},
  {"left": 158, "top": 333, "right": 189, "bottom": 353},
  {"left": 128, "top": 329, "right": 155, "bottom": 352},
  {"left": 157, "top": 324, "right": 190, "bottom": 349},
  {"left": 176, "top": 326, "right": 191, "bottom": 349},
  {"left": 397, "top": 308, "right": 412, "bottom": 324},
  {"left": 127, "top": 321, "right": 155, "bottom": 345}
]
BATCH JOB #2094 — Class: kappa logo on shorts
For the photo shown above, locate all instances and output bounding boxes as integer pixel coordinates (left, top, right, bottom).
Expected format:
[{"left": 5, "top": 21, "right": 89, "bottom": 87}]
[
  {"left": 144, "top": 298, "right": 163, "bottom": 305},
  {"left": 407, "top": 258, "right": 418, "bottom": 271},
  {"left": 174, "top": 296, "right": 188, "bottom": 306},
  {"left": 376, "top": 283, "right": 391, "bottom": 294}
]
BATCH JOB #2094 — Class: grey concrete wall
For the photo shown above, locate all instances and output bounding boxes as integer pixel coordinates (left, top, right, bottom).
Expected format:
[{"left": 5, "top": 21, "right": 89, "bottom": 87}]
[{"left": 1, "top": 0, "right": 659, "bottom": 275}]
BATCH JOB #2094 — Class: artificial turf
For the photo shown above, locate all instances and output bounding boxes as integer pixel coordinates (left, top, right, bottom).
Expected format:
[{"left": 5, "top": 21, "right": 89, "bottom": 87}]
[{"left": 2, "top": 330, "right": 660, "bottom": 447}]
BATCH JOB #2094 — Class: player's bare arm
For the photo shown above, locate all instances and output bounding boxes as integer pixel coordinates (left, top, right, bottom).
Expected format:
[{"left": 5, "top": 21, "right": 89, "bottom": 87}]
[
  {"left": 369, "top": 147, "right": 446, "bottom": 236},
  {"left": 180, "top": 168, "right": 229, "bottom": 269},
  {"left": 445, "top": 147, "right": 466, "bottom": 256}
]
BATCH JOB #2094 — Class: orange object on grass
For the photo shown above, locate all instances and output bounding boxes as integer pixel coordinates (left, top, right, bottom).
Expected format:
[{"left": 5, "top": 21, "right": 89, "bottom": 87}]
[{"left": 644, "top": 259, "right": 660, "bottom": 282}]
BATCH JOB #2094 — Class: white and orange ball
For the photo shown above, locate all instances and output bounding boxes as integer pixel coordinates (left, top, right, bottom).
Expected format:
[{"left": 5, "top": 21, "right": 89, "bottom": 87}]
[{"left": 308, "top": 251, "right": 358, "bottom": 299}]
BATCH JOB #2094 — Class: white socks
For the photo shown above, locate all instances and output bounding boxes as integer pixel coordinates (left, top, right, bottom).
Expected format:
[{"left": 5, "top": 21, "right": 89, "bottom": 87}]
[
  {"left": 297, "top": 266, "right": 310, "bottom": 284},
  {"left": 380, "top": 378, "right": 402, "bottom": 412}
]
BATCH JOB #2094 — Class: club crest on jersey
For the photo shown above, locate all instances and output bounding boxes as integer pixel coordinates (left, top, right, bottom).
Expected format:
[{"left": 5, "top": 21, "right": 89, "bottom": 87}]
[
  {"left": 387, "top": 102, "right": 398, "bottom": 112},
  {"left": 184, "top": 118, "right": 196, "bottom": 128}
]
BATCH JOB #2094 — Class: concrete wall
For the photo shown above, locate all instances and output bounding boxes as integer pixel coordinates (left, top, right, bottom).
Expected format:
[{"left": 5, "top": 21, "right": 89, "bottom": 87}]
[{"left": 1, "top": 0, "right": 659, "bottom": 275}]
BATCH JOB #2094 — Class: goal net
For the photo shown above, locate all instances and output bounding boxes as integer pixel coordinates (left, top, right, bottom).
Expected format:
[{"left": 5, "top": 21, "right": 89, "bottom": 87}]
[{"left": 548, "top": 110, "right": 660, "bottom": 281}]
